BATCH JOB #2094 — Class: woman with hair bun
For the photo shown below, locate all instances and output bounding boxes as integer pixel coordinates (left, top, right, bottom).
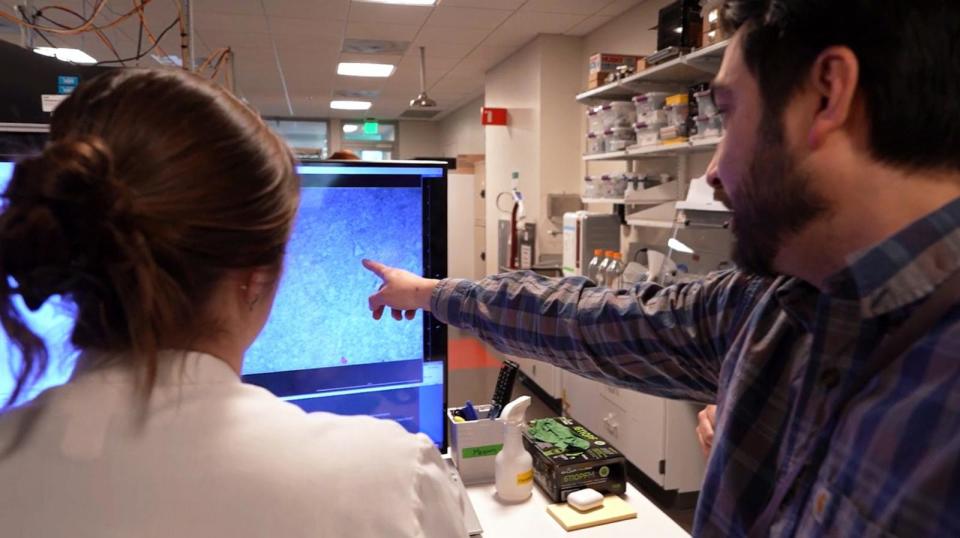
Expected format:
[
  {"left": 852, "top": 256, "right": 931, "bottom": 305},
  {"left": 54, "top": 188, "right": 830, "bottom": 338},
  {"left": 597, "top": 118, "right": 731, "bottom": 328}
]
[{"left": 0, "top": 69, "right": 466, "bottom": 537}]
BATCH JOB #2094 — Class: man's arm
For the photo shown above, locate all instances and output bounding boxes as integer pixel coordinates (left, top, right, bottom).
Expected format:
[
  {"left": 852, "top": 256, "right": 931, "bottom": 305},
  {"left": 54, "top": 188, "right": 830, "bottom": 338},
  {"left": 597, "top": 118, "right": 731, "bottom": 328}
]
[{"left": 363, "top": 260, "right": 768, "bottom": 403}]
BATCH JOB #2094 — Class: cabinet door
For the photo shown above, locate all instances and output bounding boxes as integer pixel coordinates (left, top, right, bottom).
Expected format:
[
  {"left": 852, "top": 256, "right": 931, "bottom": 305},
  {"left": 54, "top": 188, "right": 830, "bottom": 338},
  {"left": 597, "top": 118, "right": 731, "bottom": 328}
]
[
  {"left": 663, "top": 400, "right": 708, "bottom": 493},
  {"left": 512, "top": 356, "right": 561, "bottom": 399},
  {"left": 562, "top": 371, "right": 667, "bottom": 486}
]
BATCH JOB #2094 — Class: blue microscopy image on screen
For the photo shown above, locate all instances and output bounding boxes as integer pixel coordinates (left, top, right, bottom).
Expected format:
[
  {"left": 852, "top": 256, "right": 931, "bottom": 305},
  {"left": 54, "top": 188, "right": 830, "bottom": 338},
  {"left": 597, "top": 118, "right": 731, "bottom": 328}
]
[
  {"left": 0, "top": 162, "right": 78, "bottom": 405},
  {"left": 243, "top": 186, "right": 424, "bottom": 375}
]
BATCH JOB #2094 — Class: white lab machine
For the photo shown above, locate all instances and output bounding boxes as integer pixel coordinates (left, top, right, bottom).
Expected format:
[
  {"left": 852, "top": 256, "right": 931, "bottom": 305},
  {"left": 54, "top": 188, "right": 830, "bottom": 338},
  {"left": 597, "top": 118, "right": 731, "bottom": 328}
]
[{"left": 562, "top": 211, "right": 621, "bottom": 277}]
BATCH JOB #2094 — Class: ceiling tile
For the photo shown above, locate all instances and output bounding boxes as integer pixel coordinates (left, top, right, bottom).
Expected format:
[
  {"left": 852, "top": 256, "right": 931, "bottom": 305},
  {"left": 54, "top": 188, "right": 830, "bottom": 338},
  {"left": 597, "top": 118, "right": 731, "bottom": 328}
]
[
  {"left": 345, "top": 22, "right": 422, "bottom": 42},
  {"left": 194, "top": 12, "right": 270, "bottom": 35},
  {"left": 268, "top": 17, "right": 345, "bottom": 38},
  {"left": 564, "top": 14, "right": 614, "bottom": 36},
  {"left": 520, "top": 0, "right": 616, "bottom": 16},
  {"left": 425, "top": 6, "right": 512, "bottom": 30},
  {"left": 599, "top": 0, "right": 646, "bottom": 17},
  {"left": 347, "top": 3, "right": 433, "bottom": 26},
  {"left": 415, "top": 25, "right": 490, "bottom": 47},
  {"left": 194, "top": 0, "right": 263, "bottom": 15},
  {"left": 438, "top": 0, "right": 526, "bottom": 9},
  {"left": 264, "top": 0, "right": 350, "bottom": 20}
]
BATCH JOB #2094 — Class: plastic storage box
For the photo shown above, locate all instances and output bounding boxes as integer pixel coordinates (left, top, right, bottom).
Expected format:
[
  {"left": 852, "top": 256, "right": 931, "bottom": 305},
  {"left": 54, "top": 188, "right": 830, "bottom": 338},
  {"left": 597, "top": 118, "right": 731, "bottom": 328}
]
[
  {"left": 600, "top": 101, "right": 636, "bottom": 129},
  {"left": 603, "top": 126, "right": 636, "bottom": 151},
  {"left": 693, "top": 115, "right": 723, "bottom": 138},
  {"left": 448, "top": 404, "right": 505, "bottom": 485},
  {"left": 586, "top": 108, "right": 604, "bottom": 134},
  {"left": 583, "top": 176, "right": 599, "bottom": 198},
  {"left": 634, "top": 122, "right": 661, "bottom": 146},
  {"left": 632, "top": 92, "right": 670, "bottom": 116},
  {"left": 637, "top": 108, "right": 668, "bottom": 126},
  {"left": 693, "top": 90, "right": 718, "bottom": 118},
  {"left": 585, "top": 132, "right": 604, "bottom": 154}
]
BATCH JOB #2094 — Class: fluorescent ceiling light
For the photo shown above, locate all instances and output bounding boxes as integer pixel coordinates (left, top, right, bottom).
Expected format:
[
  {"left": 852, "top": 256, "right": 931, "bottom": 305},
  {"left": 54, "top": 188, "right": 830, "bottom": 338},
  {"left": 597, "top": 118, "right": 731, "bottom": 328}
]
[
  {"left": 353, "top": 0, "right": 436, "bottom": 5},
  {"left": 34, "top": 47, "right": 96, "bottom": 64},
  {"left": 342, "top": 124, "right": 359, "bottom": 133},
  {"left": 667, "top": 238, "right": 695, "bottom": 254},
  {"left": 330, "top": 100, "right": 372, "bottom": 111},
  {"left": 337, "top": 62, "right": 395, "bottom": 78}
]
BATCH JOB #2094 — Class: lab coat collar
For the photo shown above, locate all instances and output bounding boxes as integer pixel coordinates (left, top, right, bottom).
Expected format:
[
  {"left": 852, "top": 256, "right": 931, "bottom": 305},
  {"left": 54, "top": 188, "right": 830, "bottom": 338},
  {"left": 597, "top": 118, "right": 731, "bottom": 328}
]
[{"left": 71, "top": 350, "right": 241, "bottom": 387}]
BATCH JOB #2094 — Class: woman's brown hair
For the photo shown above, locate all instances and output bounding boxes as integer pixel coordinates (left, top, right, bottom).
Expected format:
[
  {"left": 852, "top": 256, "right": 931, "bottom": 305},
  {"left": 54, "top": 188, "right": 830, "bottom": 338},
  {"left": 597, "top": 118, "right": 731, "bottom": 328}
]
[{"left": 0, "top": 68, "right": 299, "bottom": 406}]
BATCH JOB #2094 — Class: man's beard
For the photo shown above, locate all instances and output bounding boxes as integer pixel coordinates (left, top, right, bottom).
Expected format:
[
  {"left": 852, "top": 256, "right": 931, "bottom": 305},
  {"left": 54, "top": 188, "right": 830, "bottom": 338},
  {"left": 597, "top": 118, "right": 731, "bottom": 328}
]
[{"left": 726, "top": 111, "right": 829, "bottom": 276}]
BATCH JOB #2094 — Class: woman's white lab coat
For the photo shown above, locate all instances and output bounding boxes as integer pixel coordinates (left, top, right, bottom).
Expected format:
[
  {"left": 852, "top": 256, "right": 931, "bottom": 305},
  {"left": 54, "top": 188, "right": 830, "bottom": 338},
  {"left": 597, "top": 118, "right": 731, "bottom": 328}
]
[{"left": 0, "top": 351, "right": 467, "bottom": 537}]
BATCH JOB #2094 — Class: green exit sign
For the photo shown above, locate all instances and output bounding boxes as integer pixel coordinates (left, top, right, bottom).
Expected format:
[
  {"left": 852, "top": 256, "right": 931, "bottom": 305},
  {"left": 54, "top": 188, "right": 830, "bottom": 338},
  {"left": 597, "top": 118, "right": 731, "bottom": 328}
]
[{"left": 363, "top": 121, "right": 379, "bottom": 134}]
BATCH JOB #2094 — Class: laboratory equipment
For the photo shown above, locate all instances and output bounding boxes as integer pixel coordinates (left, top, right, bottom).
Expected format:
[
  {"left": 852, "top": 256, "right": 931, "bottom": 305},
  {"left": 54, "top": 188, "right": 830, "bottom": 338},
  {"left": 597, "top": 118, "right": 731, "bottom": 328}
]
[
  {"left": 495, "top": 396, "right": 534, "bottom": 502},
  {"left": 562, "top": 212, "right": 620, "bottom": 277}
]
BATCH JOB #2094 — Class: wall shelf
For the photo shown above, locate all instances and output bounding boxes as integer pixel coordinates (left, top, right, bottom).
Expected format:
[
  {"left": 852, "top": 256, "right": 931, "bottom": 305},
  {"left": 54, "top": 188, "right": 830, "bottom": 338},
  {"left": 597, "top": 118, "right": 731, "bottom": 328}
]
[
  {"left": 576, "top": 40, "right": 729, "bottom": 105},
  {"left": 583, "top": 135, "right": 722, "bottom": 162}
]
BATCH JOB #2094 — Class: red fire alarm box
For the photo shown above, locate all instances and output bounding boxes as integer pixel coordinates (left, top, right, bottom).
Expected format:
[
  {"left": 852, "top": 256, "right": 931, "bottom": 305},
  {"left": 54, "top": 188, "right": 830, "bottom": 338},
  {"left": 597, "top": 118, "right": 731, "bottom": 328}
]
[{"left": 481, "top": 107, "right": 508, "bottom": 125}]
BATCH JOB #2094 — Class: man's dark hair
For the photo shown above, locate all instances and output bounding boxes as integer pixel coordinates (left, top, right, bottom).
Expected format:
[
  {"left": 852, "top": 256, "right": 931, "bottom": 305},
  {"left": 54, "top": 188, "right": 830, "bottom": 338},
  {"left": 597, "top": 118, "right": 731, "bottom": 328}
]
[{"left": 722, "top": 0, "right": 960, "bottom": 172}]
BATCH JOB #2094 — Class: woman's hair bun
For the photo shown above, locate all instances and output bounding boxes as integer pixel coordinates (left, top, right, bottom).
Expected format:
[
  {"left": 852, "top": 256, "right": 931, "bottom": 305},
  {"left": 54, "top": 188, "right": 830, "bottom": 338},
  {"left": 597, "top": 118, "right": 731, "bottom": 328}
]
[{"left": 0, "top": 136, "right": 135, "bottom": 311}]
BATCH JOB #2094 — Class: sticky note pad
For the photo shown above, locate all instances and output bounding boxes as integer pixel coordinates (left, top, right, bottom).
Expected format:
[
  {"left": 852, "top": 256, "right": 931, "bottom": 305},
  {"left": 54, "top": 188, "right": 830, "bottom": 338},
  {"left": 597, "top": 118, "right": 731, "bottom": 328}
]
[{"left": 546, "top": 495, "right": 638, "bottom": 531}]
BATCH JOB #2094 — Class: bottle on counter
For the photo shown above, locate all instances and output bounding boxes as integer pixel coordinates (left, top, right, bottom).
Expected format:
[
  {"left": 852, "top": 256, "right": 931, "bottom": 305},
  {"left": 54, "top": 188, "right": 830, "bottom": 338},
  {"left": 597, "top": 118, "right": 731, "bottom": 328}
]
[{"left": 586, "top": 248, "right": 604, "bottom": 282}]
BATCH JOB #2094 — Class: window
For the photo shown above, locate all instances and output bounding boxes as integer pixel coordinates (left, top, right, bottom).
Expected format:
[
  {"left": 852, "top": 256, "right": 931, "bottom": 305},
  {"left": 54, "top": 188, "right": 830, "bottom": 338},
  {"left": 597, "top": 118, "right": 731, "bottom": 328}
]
[
  {"left": 340, "top": 120, "right": 398, "bottom": 161},
  {"left": 264, "top": 118, "right": 329, "bottom": 159}
]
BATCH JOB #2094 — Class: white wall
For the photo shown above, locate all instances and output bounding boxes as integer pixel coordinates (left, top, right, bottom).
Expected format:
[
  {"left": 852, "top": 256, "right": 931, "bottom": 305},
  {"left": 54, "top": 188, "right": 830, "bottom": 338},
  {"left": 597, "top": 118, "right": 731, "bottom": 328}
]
[
  {"left": 484, "top": 38, "right": 542, "bottom": 275},
  {"left": 397, "top": 120, "right": 441, "bottom": 159},
  {"left": 483, "top": 35, "right": 583, "bottom": 274},
  {"left": 438, "top": 95, "right": 485, "bottom": 158}
]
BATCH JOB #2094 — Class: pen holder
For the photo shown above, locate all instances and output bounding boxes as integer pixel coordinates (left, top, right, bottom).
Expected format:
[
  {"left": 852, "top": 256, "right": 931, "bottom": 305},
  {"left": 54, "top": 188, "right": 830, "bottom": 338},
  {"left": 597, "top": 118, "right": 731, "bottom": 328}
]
[{"left": 448, "top": 404, "right": 505, "bottom": 485}]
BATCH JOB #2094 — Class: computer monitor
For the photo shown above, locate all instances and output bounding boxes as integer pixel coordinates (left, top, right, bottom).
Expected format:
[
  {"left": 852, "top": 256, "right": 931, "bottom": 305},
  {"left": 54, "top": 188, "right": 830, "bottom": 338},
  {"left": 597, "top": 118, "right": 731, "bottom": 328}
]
[
  {"left": 0, "top": 159, "right": 449, "bottom": 450},
  {"left": 242, "top": 160, "right": 449, "bottom": 450}
]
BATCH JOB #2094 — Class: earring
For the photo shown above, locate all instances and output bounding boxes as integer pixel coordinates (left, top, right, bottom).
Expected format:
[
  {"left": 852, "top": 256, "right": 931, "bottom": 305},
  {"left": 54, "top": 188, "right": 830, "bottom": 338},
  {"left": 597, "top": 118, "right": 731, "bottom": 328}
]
[{"left": 240, "top": 284, "right": 249, "bottom": 291}]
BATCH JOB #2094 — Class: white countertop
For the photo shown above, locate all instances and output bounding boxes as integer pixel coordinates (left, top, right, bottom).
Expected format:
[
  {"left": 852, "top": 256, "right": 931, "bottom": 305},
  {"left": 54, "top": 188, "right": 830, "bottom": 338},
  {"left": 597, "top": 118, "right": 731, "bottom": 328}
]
[{"left": 465, "top": 480, "right": 691, "bottom": 537}]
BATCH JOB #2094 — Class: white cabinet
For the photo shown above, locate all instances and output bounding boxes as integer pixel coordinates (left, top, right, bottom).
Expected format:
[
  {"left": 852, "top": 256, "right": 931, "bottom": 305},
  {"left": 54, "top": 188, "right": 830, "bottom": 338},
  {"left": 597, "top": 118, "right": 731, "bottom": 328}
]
[
  {"left": 512, "top": 356, "right": 563, "bottom": 399},
  {"left": 561, "top": 370, "right": 706, "bottom": 494}
]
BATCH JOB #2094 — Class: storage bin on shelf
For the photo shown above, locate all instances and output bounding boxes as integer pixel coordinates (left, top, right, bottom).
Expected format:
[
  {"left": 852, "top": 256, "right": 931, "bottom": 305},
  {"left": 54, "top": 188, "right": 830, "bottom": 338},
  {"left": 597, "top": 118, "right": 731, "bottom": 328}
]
[
  {"left": 692, "top": 115, "right": 723, "bottom": 139},
  {"left": 600, "top": 101, "right": 636, "bottom": 129},
  {"left": 583, "top": 176, "right": 599, "bottom": 198},
  {"left": 634, "top": 121, "right": 662, "bottom": 147},
  {"left": 585, "top": 132, "right": 605, "bottom": 154},
  {"left": 586, "top": 107, "right": 604, "bottom": 134},
  {"left": 661, "top": 93, "right": 690, "bottom": 143},
  {"left": 693, "top": 89, "right": 718, "bottom": 118},
  {"left": 603, "top": 126, "right": 636, "bottom": 151},
  {"left": 632, "top": 92, "right": 670, "bottom": 117}
]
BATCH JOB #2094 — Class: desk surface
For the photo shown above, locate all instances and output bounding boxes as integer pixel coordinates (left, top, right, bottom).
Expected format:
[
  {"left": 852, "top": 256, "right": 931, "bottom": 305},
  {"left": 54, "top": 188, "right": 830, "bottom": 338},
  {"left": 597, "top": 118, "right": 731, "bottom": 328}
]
[{"left": 465, "top": 481, "right": 690, "bottom": 538}]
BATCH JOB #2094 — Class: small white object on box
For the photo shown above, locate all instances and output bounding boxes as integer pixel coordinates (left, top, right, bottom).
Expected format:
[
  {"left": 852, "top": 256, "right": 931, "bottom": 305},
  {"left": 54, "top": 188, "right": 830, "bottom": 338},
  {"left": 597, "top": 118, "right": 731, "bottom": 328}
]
[
  {"left": 567, "top": 488, "right": 605, "bottom": 512},
  {"left": 448, "top": 405, "right": 505, "bottom": 485}
]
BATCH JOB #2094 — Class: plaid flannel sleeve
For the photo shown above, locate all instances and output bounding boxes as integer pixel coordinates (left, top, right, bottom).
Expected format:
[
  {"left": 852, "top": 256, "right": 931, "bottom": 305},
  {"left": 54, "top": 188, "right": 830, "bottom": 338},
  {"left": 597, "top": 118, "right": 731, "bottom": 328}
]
[{"left": 431, "top": 269, "right": 766, "bottom": 403}]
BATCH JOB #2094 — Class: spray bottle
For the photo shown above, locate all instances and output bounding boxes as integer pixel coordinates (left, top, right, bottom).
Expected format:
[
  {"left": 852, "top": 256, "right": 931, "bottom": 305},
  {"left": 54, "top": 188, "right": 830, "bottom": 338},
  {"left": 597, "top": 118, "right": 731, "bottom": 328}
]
[{"left": 494, "top": 395, "right": 533, "bottom": 502}]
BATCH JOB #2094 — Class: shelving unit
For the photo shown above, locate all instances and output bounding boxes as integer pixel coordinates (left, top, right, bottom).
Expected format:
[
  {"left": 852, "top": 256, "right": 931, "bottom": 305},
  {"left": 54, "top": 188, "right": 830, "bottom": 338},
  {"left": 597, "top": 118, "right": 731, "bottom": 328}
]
[
  {"left": 576, "top": 40, "right": 729, "bottom": 104},
  {"left": 583, "top": 135, "right": 722, "bottom": 162}
]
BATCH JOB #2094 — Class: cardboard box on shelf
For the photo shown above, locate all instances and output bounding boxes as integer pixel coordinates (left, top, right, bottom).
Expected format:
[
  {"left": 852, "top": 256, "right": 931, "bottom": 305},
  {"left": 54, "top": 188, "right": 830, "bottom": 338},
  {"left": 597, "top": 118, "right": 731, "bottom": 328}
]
[
  {"left": 589, "top": 53, "right": 641, "bottom": 75},
  {"left": 635, "top": 57, "right": 647, "bottom": 72},
  {"left": 587, "top": 71, "right": 611, "bottom": 90}
]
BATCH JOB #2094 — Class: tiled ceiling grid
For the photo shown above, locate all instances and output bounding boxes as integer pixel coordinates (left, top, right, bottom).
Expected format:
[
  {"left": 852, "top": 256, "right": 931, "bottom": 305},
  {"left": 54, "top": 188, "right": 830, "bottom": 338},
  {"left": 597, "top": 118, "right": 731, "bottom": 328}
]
[{"left": 0, "top": 0, "right": 645, "bottom": 119}]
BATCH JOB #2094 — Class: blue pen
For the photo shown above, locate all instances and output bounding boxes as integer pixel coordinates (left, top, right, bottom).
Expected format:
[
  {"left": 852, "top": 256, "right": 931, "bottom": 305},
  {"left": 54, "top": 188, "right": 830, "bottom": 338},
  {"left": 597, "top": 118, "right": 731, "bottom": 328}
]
[{"left": 462, "top": 400, "right": 479, "bottom": 421}]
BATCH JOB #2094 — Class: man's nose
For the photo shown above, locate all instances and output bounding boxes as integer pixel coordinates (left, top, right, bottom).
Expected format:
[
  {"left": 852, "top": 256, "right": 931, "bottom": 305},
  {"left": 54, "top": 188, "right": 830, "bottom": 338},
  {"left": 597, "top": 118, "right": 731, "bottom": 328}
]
[{"left": 705, "top": 150, "right": 722, "bottom": 189}]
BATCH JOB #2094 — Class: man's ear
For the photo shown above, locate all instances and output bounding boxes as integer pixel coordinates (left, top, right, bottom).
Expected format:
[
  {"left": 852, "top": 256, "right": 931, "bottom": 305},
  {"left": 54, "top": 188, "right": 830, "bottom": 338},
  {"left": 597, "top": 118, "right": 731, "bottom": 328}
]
[
  {"left": 806, "top": 46, "right": 860, "bottom": 150},
  {"left": 241, "top": 267, "right": 277, "bottom": 303}
]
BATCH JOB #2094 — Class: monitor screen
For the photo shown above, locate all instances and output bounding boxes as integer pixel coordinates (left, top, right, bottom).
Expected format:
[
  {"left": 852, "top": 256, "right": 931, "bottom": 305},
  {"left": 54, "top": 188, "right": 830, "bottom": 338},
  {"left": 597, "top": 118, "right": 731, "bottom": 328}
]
[{"left": 0, "top": 159, "right": 449, "bottom": 450}]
